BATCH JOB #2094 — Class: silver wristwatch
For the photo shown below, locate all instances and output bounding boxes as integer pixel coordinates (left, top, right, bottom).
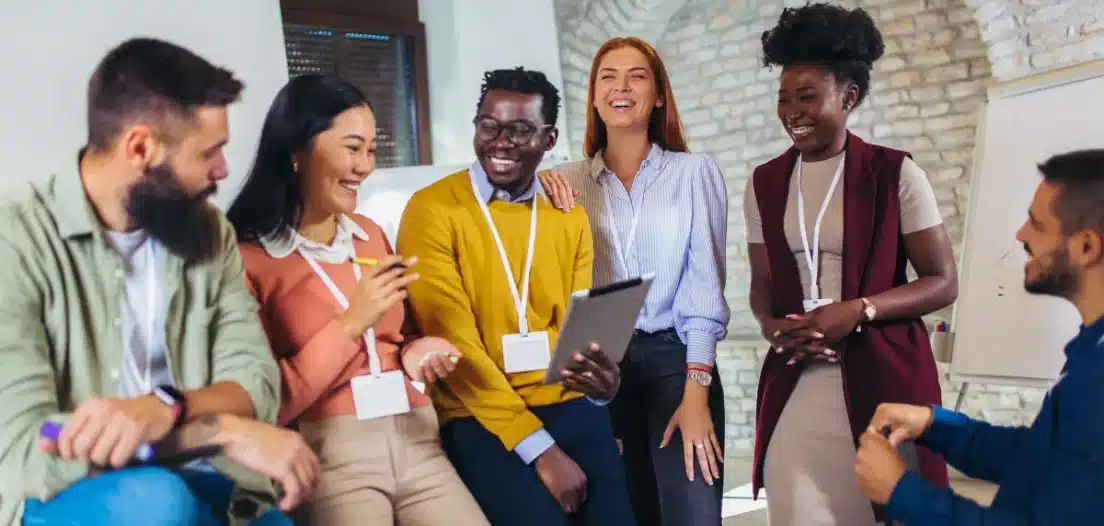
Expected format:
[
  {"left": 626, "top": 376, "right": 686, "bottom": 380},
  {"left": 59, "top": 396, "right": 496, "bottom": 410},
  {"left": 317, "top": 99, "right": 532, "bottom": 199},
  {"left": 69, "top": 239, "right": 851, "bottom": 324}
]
[{"left": 687, "top": 369, "right": 713, "bottom": 387}]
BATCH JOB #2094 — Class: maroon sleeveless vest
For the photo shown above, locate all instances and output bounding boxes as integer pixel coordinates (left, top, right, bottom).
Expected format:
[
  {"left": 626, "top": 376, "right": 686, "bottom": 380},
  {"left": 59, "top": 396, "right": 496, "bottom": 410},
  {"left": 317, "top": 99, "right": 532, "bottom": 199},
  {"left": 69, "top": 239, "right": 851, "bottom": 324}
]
[{"left": 750, "top": 132, "right": 948, "bottom": 520}]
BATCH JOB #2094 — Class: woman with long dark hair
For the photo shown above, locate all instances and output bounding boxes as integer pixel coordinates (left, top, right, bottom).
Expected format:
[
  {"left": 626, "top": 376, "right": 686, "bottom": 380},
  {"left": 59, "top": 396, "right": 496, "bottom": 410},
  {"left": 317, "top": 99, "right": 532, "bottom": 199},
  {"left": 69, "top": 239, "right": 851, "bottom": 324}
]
[
  {"left": 227, "top": 74, "right": 490, "bottom": 526},
  {"left": 745, "top": 4, "right": 958, "bottom": 524}
]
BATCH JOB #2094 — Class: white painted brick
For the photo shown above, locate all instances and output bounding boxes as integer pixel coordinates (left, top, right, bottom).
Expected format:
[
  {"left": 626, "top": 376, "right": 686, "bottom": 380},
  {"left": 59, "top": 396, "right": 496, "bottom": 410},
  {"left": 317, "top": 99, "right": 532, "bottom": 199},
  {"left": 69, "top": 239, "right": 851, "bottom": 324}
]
[
  {"left": 892, "top": 120, "right": 926, "bottom": 136},
  {"left": 921, "top": 102, "right": 952, "bottom": 117},
  {"left": 926, "top": 62, "right": 972, "bottom": 83},
  {"left": 879, "top": 55, "right": 908, "bottom": 72},
  {"left": 906, "top": 86, "right": 945, "bottom": 102},
  {"left": 947, "top": 79, "right": 987, "bottom": 98},
  {"left": 926, "top": 113, "right": 974, "bottom": 131},
  {"left": 912, "top": 49, "right": 953, "bottom": 67},
  {"left": 889, "top": 70, "right": 924, "bottom": 88},
  {"left": 934, "top": 29, "right": 959, "bottom": 47},
  {"left": 933, "top": 128, "right": 976, "bottom": 148}
]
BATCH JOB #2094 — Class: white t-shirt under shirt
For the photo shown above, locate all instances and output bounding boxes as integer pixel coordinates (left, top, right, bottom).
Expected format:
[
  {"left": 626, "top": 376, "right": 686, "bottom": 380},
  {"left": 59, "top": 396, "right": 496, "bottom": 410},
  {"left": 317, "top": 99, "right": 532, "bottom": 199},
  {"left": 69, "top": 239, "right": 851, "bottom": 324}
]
[
  {"left": 742, "top": 152, "right": 943, "bottom": 302},
  {"left": 104, "top": 229, "right": 172, "bottom": 399}
]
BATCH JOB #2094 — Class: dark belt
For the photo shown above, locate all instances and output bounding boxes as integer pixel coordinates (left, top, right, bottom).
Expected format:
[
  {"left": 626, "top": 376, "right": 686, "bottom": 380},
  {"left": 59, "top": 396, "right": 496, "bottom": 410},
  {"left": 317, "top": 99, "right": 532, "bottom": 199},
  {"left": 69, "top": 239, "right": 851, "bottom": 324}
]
[{"left": 631, "top": 327, "right": 677, "bottom": 338}]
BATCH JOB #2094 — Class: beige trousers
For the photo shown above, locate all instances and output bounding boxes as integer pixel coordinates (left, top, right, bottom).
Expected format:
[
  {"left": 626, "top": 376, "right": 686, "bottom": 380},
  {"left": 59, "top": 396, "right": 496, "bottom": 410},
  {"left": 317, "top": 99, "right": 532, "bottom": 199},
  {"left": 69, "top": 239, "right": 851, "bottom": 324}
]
[
  {"left": 764, "top": 364, "right": 879, "bottom": 526},
  {"left": 296, "top": 406, "right": 489, "bottom": 526}
]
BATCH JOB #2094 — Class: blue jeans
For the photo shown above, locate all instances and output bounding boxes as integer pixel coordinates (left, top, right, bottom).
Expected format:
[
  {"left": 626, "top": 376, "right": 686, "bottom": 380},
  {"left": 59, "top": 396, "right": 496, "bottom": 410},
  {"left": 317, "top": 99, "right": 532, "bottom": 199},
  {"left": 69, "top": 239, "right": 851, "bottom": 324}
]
[
  {"left": 22, "top": 467, "right": 292, "bottom": 526},
  {"left": 609, "top": 329, "right": 725, "bottom": 526}
]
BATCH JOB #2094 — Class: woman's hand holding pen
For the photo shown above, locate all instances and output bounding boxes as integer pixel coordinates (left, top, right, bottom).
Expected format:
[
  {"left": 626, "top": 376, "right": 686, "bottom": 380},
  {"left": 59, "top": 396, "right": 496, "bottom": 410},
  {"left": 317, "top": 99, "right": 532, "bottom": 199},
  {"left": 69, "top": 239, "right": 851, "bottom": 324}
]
[{"left": 338, "top": 254, "right": 419, "bottom": 340}]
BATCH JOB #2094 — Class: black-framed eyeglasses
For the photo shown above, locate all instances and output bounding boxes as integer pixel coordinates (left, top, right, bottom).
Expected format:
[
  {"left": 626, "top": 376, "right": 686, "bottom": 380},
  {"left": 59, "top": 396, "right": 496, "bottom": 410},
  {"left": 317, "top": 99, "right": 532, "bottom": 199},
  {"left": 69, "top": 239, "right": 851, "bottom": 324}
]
[{"left": 472, "top": 116, "right": 552, "bottom": 145}]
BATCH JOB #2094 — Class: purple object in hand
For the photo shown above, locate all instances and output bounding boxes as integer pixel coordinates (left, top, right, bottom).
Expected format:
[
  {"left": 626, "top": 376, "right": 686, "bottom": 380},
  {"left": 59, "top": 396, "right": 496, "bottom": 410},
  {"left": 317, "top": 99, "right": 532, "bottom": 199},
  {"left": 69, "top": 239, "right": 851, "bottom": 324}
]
[{"left": 39, "top": 421, "right": 154, "bottom": 462}]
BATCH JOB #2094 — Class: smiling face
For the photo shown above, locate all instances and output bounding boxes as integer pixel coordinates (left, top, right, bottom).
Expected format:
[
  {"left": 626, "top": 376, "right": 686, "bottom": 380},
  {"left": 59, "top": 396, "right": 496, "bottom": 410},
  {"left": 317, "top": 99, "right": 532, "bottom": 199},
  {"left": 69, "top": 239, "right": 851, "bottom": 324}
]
[
  {"left": 592, "top": 46, "right": 661, "bottom": 131},
  {"left": 473, "top": 89, "right": 557, "bottom": 195},
  {"left": 777, "top": 63, "right": 858, "bottom": 161},
  {"left": 1017, "top": 180, "right": 1083, "bottom": 299},
  {"left": 295, "top": 105, "right": 377, "bottom": 218}
]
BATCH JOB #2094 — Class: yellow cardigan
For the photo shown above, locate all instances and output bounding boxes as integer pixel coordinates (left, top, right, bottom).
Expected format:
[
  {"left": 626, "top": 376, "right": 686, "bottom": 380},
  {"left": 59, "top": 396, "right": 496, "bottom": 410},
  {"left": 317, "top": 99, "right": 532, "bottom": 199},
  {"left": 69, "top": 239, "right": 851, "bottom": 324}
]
[{"left": 396, "top": 170, "right": 593, "bottom": 451}]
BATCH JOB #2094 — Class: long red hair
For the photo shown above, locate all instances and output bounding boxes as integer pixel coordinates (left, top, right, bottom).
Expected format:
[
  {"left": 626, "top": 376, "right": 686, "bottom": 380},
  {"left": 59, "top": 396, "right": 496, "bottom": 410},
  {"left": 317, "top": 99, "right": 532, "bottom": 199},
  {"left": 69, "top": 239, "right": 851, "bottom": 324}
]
[{"left": 583, "top": 37, "right": 688, "bottom": 158}]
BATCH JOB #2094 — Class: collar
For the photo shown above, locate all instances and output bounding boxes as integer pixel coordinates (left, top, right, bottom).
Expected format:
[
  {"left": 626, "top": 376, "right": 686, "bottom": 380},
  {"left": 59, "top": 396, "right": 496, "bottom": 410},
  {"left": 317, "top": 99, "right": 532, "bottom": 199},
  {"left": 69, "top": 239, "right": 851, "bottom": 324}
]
[
  {"left": 1066, "top": 314, "right": 1104, "bottom": 360},
  {"left": 54, "top": 149, "right": 102, "bottom": 239},
  {"left": 587, "top": 142, "right": 667, "bottom": 182},
  {"left": 469, "top": 160, "right": 543, "bottom": 203},
  {"left": 259, "top": 214, "right": 370, "bottom": 263}
]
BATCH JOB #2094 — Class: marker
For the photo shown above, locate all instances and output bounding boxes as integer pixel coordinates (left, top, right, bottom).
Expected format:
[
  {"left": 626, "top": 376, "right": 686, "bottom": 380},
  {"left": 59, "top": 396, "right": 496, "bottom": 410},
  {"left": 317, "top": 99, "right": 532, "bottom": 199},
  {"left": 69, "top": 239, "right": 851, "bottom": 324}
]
[{"left": 40, "top": 421, "right": 154, "bottom": 462}]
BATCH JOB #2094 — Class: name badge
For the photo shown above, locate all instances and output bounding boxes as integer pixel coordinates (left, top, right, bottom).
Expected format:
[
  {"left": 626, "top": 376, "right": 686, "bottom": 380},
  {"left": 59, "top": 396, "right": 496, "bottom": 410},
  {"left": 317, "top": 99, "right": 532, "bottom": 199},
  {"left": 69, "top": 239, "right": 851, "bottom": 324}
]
[
  {"left": 502, "top": 331, "right": 551, "bottom": 374},
  {"left": 802, "top": 298, "right": 834, "bottom": 313},
  {"left": 350, "top": 371, "right": 411, "bottom": 420}
]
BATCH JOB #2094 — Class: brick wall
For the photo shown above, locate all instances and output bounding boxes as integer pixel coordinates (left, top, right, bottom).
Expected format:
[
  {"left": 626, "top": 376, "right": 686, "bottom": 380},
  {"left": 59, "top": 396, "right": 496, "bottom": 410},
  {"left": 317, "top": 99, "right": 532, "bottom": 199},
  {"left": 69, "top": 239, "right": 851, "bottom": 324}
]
[{"left": 554, "top": 0, "right": 1104, "bottom": 453}]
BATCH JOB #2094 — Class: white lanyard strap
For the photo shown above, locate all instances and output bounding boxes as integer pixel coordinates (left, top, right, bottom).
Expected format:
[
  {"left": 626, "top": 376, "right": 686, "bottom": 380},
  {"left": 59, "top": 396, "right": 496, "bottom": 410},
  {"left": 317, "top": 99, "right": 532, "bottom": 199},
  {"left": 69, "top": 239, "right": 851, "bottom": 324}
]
[
  {"left": 600, "top": 182, "right": 641, "bottom": 278},
  {"left": 300, "top": 250, "right": 382, "bottom": 376},
  {"left": 796, "top": 155, "right": 846, "bottom": 301},
  {"left": 470, "top": 176, "right": 538, "bottom": 335}
]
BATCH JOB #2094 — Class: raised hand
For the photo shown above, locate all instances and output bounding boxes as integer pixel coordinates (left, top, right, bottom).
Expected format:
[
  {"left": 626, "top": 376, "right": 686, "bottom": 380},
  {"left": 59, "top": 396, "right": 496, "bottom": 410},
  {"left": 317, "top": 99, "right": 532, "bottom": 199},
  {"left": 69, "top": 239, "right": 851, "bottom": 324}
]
[{"left": 339, "top": 254, "right": 420, "bottom": 339}]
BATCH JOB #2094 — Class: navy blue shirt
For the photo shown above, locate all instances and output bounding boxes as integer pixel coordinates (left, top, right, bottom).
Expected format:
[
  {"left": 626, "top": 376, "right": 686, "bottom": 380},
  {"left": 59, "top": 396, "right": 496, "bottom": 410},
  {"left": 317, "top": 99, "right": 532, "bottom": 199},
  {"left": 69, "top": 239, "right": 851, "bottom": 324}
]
[{"left": 886, "top": 315, "right": 1104, "bottom": 524}]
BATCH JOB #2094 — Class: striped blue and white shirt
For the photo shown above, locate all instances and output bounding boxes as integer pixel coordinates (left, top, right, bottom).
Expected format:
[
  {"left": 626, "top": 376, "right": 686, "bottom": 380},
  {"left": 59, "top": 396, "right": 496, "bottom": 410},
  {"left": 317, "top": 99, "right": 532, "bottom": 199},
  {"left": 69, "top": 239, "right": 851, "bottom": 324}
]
[{"left": 555, "top": 144, "right": 730, "bottom": 366}]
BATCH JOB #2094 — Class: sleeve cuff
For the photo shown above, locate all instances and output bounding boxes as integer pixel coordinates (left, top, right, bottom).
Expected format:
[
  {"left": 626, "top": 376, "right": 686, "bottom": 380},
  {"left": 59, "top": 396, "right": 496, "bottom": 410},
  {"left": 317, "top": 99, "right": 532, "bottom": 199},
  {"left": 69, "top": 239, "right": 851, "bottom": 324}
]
[
  {"left": 919, "top": 405, "right": 968, "bottom": 451},
  {"left": 885, "top": 470, "right": 937, "bottom": 522},
  {"left": 586, "top": 376, "right": 621, "bottom": 406},
  {"left": 685, "top": 330, "right": 718, "bottom": 367},
  {"left": 514, "top": 428, "right": 555, "bottom": 464}
]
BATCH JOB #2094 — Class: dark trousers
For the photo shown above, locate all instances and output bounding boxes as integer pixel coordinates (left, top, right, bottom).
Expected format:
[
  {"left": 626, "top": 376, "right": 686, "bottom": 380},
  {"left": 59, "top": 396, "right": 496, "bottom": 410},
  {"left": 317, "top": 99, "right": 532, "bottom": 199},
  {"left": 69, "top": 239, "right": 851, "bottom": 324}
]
[
  {"left": 609, "top": 329, "right": 726, "bottom": 526},
  {"left": 440, "top": 398, "right": 636, "bottom": 526}
]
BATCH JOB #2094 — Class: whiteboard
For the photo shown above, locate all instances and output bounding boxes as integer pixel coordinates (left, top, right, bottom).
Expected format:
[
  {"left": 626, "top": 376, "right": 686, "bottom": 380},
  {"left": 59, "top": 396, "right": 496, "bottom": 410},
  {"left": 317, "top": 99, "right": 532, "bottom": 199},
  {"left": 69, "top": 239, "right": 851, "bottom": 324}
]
[
  {"left": 356, "top": 159, "right": 570, "bottom": 245},
  {"left": 950, "top": 60, "right": 1104, "bottom": 386}
]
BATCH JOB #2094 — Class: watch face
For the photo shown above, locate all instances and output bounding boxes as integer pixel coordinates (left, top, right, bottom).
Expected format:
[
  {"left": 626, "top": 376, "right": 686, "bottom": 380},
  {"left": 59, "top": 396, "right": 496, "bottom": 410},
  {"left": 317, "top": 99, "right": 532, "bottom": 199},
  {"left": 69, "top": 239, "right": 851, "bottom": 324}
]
[{"left": 688, "top": 370, "right": 712, "bottom": 386}]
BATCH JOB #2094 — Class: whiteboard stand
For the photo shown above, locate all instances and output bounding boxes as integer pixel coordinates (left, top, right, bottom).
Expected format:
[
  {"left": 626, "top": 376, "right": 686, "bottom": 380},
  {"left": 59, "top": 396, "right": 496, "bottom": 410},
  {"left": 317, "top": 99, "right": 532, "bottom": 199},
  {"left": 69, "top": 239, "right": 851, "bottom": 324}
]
[{"left": 953, "top": 384, "right": 968, "bottom": 412}]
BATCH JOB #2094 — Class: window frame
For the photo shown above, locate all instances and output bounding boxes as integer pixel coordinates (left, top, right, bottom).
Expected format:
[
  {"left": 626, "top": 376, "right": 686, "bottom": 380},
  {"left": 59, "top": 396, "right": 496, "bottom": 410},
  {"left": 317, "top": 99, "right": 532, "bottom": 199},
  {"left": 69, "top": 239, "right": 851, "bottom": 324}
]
[{"left": 281, "top": 7, "right": 434, "bottom": 165}]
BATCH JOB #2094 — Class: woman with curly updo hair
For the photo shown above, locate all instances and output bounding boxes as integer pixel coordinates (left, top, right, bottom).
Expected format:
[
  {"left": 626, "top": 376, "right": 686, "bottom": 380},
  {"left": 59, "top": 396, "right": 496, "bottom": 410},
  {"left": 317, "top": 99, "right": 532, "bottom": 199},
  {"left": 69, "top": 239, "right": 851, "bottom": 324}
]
[{"left": 743, "top": 3, "right": 958, "bottom": 524}]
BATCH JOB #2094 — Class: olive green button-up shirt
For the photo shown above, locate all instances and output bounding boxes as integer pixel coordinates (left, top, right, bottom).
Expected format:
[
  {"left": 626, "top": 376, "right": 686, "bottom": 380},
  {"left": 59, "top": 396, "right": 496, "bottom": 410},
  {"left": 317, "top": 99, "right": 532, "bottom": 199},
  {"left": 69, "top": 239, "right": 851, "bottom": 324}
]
[{"left": 0, "top": 159, "right": 281, "bottom": 523}]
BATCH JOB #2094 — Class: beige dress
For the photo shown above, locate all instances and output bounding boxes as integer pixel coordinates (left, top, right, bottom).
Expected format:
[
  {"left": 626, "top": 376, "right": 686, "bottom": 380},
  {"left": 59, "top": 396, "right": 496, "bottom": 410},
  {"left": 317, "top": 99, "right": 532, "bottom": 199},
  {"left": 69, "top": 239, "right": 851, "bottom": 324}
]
[{"left": 743, "top": 151, "right": 943, "bottom": 525}]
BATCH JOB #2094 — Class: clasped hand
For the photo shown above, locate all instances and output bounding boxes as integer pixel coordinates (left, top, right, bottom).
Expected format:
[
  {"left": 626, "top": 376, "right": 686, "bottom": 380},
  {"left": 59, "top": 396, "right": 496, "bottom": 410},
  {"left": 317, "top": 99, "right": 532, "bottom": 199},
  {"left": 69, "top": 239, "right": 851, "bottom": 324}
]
[{"left": 763, "top": 300, "right": 864, "bottom": 365}]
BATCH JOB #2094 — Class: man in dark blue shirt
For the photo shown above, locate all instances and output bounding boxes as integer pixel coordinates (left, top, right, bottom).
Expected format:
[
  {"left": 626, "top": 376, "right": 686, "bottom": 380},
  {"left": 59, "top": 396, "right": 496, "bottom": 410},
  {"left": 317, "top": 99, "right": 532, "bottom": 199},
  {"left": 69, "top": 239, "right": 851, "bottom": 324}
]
[{"left": 854, "top": 149, "right": 1104, "bottom": 525}]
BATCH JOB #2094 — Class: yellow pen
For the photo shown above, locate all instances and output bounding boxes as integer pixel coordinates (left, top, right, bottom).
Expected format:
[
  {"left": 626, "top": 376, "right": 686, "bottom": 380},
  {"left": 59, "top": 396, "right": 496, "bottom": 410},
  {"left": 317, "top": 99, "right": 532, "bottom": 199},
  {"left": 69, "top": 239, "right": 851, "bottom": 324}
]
[{"left": 350, "top": 257, "right": 410, "bottom": 271}]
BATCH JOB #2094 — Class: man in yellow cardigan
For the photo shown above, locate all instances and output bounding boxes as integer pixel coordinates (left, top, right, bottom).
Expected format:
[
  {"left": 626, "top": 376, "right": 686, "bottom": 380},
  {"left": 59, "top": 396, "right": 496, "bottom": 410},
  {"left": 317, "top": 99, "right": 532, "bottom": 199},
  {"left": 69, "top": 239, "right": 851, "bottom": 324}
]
[{"left": 397, "top": 67, "right": 634, "bottom": 526}]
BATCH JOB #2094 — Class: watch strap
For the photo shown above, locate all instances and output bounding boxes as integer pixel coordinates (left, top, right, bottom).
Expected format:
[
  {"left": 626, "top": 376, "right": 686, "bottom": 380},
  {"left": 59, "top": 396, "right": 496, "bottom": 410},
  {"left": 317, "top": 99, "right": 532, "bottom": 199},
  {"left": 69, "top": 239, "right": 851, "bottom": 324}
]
[{"left": 153, "top": 385, "right": 188, "bottom": 429}]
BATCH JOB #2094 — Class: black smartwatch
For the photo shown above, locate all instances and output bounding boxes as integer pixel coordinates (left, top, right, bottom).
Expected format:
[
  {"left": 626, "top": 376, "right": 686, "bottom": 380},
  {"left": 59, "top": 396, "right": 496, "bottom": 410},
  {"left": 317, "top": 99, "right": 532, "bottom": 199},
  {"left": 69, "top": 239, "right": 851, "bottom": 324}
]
[{"left": 153, "top": 384, "right": 188, "bottom": 429}]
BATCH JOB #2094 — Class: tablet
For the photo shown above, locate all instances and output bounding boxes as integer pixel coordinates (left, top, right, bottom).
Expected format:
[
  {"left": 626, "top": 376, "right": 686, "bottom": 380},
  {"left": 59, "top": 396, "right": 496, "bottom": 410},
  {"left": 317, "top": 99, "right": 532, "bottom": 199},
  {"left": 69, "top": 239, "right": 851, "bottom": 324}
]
[{"left": 542, "top": 273, "right": 654, "bottom": 384}]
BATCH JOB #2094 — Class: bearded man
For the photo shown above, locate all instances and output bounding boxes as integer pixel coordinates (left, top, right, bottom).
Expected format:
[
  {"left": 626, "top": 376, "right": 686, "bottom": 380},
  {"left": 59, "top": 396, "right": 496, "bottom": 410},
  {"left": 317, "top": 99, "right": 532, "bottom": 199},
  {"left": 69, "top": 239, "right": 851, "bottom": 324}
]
[
  {"left": 0, "top": 38, "right": 319, "bottom": 526},
  {"left": 854, "top": 149, "right": 1104, "bottom": 525}
]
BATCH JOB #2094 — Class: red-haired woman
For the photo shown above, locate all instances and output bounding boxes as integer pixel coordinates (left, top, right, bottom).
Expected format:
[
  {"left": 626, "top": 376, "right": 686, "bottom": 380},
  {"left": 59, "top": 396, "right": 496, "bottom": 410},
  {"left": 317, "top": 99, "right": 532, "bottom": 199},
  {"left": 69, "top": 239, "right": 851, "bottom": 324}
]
[{"left": 542, "top": 37, "right": 730, "bottom": 526}]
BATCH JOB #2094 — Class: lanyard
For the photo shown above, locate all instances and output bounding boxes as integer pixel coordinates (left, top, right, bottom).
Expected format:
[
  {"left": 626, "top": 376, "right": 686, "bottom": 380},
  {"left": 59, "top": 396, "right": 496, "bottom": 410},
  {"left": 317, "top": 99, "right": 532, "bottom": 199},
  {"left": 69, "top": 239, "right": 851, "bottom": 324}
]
[
  {"left": 796, "top": 154, "right": 845, "bottom": 301},
  {"left": 300, "top": 250, "right": 382, "bottom": 376},
  {"left": 470, "top": 176, "right": 538, "bottom": 335},
  {"left": 601, "top": 183, "right": 641, "bottom": 278}
]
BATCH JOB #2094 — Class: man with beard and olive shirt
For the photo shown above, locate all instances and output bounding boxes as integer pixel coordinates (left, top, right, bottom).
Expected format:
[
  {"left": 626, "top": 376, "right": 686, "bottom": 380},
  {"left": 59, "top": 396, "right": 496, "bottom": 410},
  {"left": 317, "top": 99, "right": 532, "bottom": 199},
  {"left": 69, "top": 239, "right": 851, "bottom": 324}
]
[
  {"left": 397, "top": 67, "right": 635, "bottom": 526},
  {"left": 854, "top": 149, "right": 1104, "bottom": 525},
  {"left": 0, "top": 38, "right": 319, "bottom": 526}
]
